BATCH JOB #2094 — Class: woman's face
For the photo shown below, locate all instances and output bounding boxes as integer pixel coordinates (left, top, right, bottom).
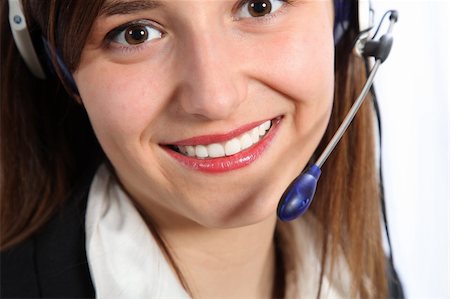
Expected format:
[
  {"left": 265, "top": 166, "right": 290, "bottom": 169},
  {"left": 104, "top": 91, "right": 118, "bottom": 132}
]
[{"left": 74, "top": 0, "right": 334, "bottom": 228}]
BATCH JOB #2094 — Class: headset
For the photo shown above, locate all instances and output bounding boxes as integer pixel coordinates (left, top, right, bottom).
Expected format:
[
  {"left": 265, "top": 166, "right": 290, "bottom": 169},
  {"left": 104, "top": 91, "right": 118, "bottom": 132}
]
[{"left": 8, "top": 0, "right": 78, "bottom": 93}]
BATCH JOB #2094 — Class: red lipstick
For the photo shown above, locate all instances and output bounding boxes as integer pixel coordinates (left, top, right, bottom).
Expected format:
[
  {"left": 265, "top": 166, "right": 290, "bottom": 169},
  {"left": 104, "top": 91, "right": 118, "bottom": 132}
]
[{"left": 162, "top": 117, "right": 282, "bottom": 173}]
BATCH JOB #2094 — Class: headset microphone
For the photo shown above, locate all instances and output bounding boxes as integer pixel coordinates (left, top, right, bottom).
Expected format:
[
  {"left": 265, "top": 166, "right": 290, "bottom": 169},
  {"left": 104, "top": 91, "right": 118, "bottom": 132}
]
[{"left": 277, "top": 10, "right": 398, "bottom": 222}]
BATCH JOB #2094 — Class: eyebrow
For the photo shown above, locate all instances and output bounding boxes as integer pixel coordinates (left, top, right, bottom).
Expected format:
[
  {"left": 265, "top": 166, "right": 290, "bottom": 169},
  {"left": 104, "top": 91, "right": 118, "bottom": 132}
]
[{"left": 100, "top": 0, "right": 164, "bottom": 16}]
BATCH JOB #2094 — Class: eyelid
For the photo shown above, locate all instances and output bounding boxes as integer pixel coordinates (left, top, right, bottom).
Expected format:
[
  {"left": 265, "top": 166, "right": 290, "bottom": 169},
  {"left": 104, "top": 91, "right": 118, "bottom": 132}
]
[
  {"left": 104, "top": 19, "right": 164, "bottom": 46},
  {"left": 233, "top": 0, "right": 293, "bottom": 20}
]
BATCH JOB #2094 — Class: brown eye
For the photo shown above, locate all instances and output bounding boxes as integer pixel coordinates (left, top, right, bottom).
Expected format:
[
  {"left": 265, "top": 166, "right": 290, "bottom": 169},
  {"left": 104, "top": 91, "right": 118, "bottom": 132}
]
[
  {"left": 235, "top": 0, "right": 284, "bottom": 19},
  {"left": 125, "top": 25, "right": 149, "bottom": 45},
  {"left": 110, "top": 22, "right": 163, "bottom": 47},
  {"left": 248, "top": 0, "right": 272, "bottom": 17}
]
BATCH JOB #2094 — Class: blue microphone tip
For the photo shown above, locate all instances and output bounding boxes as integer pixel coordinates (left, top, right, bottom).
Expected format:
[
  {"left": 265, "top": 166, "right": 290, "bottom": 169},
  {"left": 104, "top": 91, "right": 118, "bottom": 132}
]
[{"left": 277, "top": 165, "right": 321, "bottom": 221}]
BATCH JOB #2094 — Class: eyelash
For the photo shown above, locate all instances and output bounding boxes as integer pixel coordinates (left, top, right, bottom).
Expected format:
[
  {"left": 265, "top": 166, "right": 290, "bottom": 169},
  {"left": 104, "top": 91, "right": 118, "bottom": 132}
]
[
  {"left": 234, "top": 0, "right": 293, "bottom": 21},
  {"left": 104, "top": 19, "right": 163, "bottom": 54},
  {"left": 104, "top": 0, "right": 293, "bottom": 55}
]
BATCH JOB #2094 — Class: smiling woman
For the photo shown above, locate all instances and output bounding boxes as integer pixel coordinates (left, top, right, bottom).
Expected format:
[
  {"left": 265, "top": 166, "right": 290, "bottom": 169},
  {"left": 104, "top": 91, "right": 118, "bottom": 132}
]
[{"left": 1, "top": 0, "right": 400, "bottom": 298}]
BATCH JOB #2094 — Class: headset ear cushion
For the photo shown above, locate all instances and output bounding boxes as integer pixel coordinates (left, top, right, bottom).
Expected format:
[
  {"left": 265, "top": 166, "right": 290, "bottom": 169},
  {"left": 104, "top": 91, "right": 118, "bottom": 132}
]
[
  {"left": 358, "top": 0, "right": 374, "bottom": 33},
  {"left": 333, "top": 0, "right": 352, "bottom": 44},
  {"left": 334, "top": 0, "right": 375, "bottom": 46},
  {"left": 354, "top": 0, "right": 376, "bottom": 56}
]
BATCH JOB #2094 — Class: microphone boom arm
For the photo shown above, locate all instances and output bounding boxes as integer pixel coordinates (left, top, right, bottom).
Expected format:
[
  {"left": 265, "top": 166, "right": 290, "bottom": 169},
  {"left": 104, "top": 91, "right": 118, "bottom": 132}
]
[
  {"left": 277, "top": 11, "right": 398, "bottom": 221},
  {"left": 316, "top": 60, "right": 381, "bottom": 168}
]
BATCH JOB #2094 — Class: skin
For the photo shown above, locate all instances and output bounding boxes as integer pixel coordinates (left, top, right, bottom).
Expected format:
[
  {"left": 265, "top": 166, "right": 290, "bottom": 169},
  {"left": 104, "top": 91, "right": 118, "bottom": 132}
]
[{"left": 74, "top": 0, "right": 334, "bottom": 297}]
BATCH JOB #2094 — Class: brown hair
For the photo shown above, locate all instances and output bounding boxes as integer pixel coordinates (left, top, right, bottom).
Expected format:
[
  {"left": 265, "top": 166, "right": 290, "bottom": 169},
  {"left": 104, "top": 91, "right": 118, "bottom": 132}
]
[
  {"left": 0, "top": 0, "right": 105, "bottom": 248},
  {"left": 0, "top": 0, "right": 386, "bottom": 298}
]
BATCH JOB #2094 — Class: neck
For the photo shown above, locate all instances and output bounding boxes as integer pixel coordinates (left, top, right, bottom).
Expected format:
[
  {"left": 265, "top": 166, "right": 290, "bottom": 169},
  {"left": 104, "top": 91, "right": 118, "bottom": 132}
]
[{"left": 151, "top": 214, "right": 279, "bottom": 299}]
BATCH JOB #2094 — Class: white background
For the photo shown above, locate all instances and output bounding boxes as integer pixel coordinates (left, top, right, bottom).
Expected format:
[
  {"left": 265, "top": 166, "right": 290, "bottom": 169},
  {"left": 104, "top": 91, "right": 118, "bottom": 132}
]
[{"left": 371, "top": 0, "right": 449, "bottom": 298}]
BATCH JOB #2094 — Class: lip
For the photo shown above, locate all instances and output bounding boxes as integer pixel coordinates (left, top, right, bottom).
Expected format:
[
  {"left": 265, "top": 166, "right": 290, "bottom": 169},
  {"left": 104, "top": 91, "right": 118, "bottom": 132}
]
[
  {"left": 162, "top": 117, "right": 282, "bottom": 173},
  {"left": 167, "top": 119, "right": 273, "bottom": 146}
]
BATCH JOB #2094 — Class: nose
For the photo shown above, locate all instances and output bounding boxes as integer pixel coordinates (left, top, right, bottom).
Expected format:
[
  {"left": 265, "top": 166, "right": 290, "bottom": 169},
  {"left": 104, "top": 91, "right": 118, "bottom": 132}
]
[{"left": 176, "top": 28, "right": 246, "bottom": 121}]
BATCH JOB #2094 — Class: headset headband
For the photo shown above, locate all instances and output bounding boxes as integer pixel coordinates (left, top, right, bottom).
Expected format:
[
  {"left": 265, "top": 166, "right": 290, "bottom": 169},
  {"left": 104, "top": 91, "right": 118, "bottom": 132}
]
[{"left": 8, "top": 0, "right": 46, "bottom": 79}]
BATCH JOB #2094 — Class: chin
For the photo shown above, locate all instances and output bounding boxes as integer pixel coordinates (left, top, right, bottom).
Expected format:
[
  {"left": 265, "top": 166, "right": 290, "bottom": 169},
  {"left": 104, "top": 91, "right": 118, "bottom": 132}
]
[{"left": 187, "top": 183, "right": 288, "bottom": 229}]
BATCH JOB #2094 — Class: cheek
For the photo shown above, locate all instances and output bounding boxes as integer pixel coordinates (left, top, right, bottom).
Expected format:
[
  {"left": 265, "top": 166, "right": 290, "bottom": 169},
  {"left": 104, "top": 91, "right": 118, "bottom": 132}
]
[
  {"left": 249, "top": 27, "right": 335, "bottom": 133},
  {"left": 263, "top": 29, "right": 334, "bottom": 102},
  {"left": 73, "top": 62, "right": 169, "bottom": 152},
  {"left": 288, "top": 35, "right": 334, "bottom": 132},
  {"left": 239, "top": 5, "right": 335, "bottom": 113}
]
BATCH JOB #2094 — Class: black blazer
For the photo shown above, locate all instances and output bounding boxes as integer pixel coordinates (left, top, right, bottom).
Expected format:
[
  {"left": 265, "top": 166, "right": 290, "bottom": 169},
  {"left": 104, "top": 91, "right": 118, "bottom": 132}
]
[
  {"left": 1, "top": 178, "right": 95, "bottom": 298},
  {"left": 1, "top": 177, "right": 404, "bottom": 298}
]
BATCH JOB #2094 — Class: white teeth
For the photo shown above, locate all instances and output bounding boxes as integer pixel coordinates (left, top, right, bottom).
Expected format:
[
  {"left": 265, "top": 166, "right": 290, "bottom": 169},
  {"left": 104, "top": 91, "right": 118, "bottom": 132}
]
[
  {"left": 207, "top": 143, "right": 225, "bottom": 158},
  {"left": 251, "top": 127, "right": 260, "bottom": 143},
  {"left": 195, "top": 145, "right": 208, "bottom": 158},
  {"left": 258, "top": 120, "right": 270, "bottom": 136},
  {"left": 186, "top": 145, "right": 195, "bottom": 157},
  {"left": 175, "top": 120, "right": 273, "bottom": 159},
  {"left": 260, "top": 120, "right": 271, "bottom": 131},
  {"left": 240, "top": 133, "right": 253, "bottom": 150},
  {"left": 225, "top": 138, "right": 241, "bottom": 156}
]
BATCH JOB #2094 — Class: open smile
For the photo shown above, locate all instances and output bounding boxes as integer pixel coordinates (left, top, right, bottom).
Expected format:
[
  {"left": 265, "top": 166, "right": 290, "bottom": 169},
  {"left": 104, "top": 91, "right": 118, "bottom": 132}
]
[{"left": 162, "top": 116, "right": 283, "bottom": 173}]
